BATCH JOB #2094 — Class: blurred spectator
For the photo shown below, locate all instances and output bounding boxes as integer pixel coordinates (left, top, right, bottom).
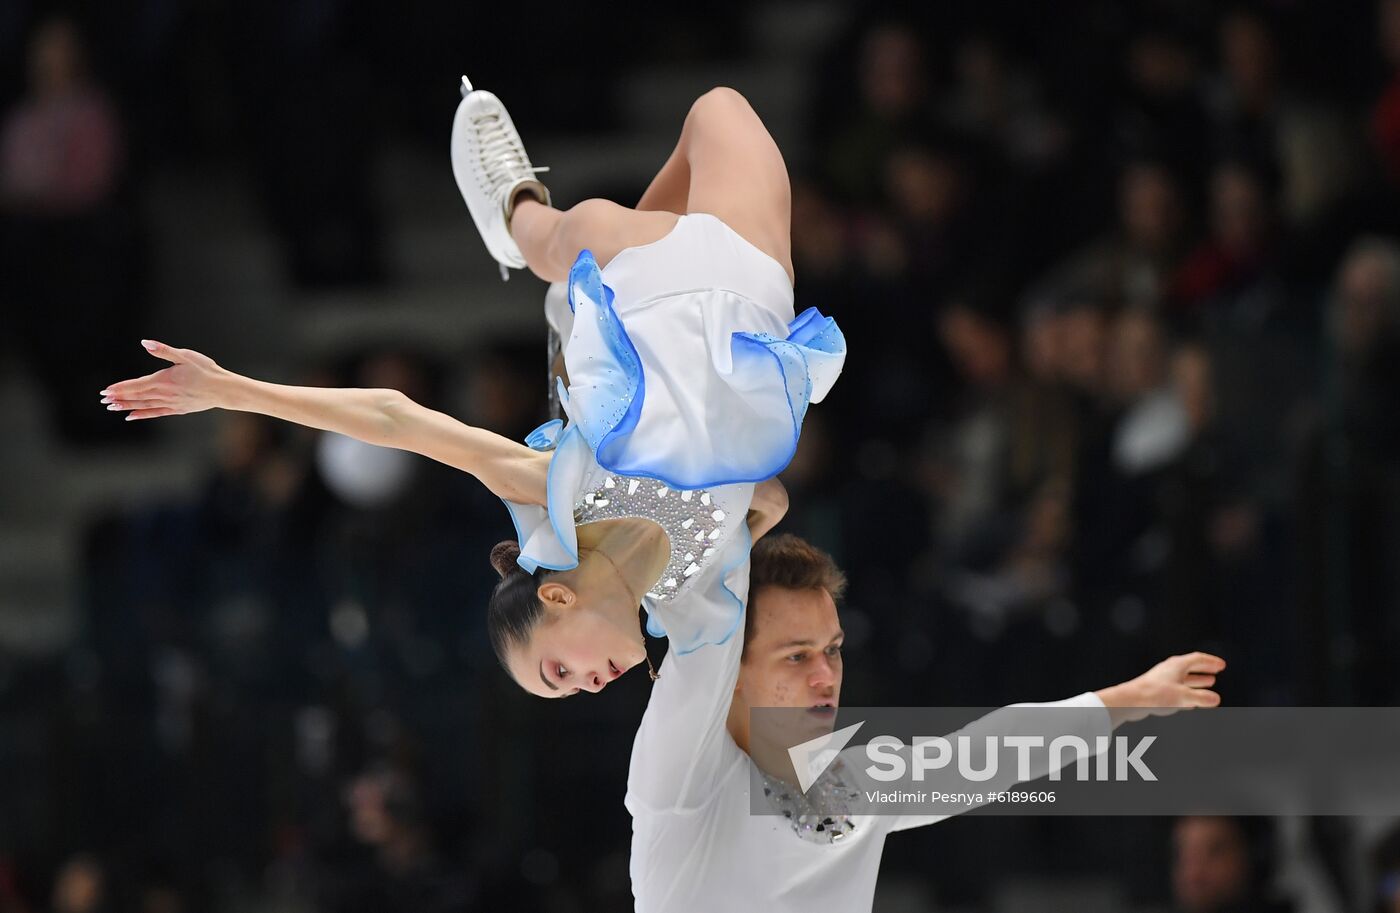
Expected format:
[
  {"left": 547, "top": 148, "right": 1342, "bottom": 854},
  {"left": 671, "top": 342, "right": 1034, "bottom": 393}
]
[
  {"left": 1056, "top": 295, "right": 1112, "bottom": 397},
  {"left": 940, "top": 32, "right": 1069, "bottom": 170},
  {"left": 823, "top": 22, "right": 933, "bottom": 202},
  {"left": 1297, "top": 238, "right": 1400, "bottom": 703},
  {"left": 1107, "top": 309, "right": 1190, "bottom": 476},
  {"left": 317, "top": 765, "right": 475, "bottom": 913},
  {"left": 0, "top": 14, "right": 141, "bottom": 444},
  {"left": 458, "top": 347, "right": 543, "bottom": 444},
  {"left": 787, "top": 180, "right": 855, "bottom": 316},
  {"left": 1155, "top": 340, "right": 1284, "bottom": 692},
  {"left": 0, "top": 17, "right": 121, "bottom": 213},
  {"left": 49, "top": 855, "right": 106, "bottom": 913},
  {"left": 1118, "top": 24, "right": 1212, "bottom": 182},
  {"left": 883, "top": 142, "right": 975, "bottom": 292},
  {"left": 931, "top": 296, "right": 1016, "bottom": 554},
  {"left": 1044, "top": 159, "right": 1190, "bottom": 311},
  {"left": 1172, "top": 158, "right": 1280, "bottom": 314},
  {"left": 1172, "top": 816, "right": 1292, "bottom": 913},
  {"left": 925, "top": 293, "right": 1079, "bottom": 638},
  {"left": 1204, "top": 1, "right": 1356, "bottom": 222},
  {"left": 1211, "top": 9, "right": 1281, "bottom": 148},
  {"left": 1158, "top": 342, "right": 1232, "bottom": 630},
  {"left": 1064, "top": 308, "right": 1181, "bottom": 676}
]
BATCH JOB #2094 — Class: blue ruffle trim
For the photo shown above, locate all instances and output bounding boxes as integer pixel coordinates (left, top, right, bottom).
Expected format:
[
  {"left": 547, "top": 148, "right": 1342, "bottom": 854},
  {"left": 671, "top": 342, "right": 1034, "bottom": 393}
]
[
  {"left": 567, "top": 251, "right": 647, "bottom": 475},
  {"left": 499, "top": 416, "right": 590, "bottom": 574},
  {"left": 565, "top": 248, "right": 847, "bottom": 490}
]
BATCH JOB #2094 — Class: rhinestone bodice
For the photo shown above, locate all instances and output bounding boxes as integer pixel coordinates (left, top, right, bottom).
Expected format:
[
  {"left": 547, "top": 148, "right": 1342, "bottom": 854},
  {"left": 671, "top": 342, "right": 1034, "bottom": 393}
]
[
  {"left": 759, "top": 759, "right": 861, "bottom": 845},
  {"left": 572, "top": 474, "right": 732, "bottom": 602}
]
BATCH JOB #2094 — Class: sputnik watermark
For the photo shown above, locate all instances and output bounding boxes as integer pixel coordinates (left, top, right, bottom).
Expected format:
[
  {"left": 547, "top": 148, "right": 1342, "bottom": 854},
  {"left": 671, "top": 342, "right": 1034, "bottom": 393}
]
[
  {"left": 754, "top": 706, "right": 1400, "bottom": 817},
  {"left": 864, "top": 735, "right": 1157, "bottom": 782},
  {"left": 788, "top": 727, "right": 1156, "bottom": 793}
]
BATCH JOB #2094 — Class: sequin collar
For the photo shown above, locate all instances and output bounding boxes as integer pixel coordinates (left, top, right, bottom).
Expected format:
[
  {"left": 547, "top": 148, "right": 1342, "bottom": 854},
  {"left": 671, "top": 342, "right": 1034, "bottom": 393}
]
[{"left": 758, "top": 759, "right": 861, "bottom": 845}]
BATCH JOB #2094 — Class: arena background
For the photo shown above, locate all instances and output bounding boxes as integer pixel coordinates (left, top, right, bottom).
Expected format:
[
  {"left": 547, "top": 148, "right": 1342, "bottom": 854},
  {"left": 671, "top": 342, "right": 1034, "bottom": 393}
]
[{"left": 3, "top": 1, "right": 1400, "bottom": 911}]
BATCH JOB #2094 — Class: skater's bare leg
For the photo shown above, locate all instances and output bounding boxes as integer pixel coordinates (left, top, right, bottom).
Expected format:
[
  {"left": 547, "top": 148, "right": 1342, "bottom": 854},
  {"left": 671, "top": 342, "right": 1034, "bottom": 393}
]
[
  {"left": 636, "top": 145, "right": 690, "bottom": 214},
  {"left": 677, "top": 88, "right": 793, "bottom": 284},
  {"left": 510, "top": 197, "right": 678, "bottom": 283}
]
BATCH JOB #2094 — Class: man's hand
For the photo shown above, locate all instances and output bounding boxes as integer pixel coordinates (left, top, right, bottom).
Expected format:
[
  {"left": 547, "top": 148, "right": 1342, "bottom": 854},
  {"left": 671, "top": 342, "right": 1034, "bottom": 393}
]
[
  {"left": 746, "top": 478, "right": 790, "bottom": 542},
  {"left": 1095, "top": 652, "right": 1226, "bottom": 728}
]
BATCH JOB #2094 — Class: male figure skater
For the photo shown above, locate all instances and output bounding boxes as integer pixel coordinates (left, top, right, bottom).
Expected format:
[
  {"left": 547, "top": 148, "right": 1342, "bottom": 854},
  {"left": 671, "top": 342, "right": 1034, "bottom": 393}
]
[{"left": 626, "top": 533, "right": 1225, "bottom": 910}]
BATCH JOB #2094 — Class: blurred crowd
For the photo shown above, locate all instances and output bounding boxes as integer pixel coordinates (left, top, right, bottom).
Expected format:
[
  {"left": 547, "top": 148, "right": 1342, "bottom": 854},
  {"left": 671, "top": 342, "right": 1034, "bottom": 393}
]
[{"left": 4, "top": 1, "right": 1400, "bottom": 912}]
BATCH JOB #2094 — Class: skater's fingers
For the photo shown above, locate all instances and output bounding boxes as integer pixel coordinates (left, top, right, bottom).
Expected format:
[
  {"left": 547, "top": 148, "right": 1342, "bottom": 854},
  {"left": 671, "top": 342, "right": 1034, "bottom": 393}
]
[
  {"left": 1184, "top": 672, "right": 1217, "bottom": 688},
  {"left": 140, "top": 339, "right": 186, "bottom": 364},
  {"left": 101, "top": 369, "right": 171, "bottom": 398},
  {"left": 1187, "top": 687, "right": 1221, "bottom": 708},
  {"left": 1188, "top": 652, "right": 1226, "bottom": 671},
  {"left": 105, "top": 399, "right": 170, "bottom": 412},
  {"left": 125, "top": 407, "right": 181, "bottom": 421},
  {"left": 1171, "top": 652, "right": 1226, "bottom": 674}
]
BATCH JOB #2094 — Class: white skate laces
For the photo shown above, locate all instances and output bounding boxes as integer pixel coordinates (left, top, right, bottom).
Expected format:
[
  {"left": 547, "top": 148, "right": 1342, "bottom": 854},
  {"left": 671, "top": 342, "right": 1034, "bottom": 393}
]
[
  {"left": 473, "top": 113, "right": 548, "bottom": 204},
  {"left": 452, "top": 75, "right": 551, "bottom": 281}
]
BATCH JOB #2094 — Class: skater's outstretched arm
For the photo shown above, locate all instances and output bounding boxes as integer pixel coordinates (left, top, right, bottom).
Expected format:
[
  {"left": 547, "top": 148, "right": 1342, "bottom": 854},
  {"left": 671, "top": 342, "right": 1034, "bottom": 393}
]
[
  {"left": 101, "top": 340, "right": 549, "bottom": 505},
  {"left": 886, "top": 651, "right": 1227, "bottom": 832}
]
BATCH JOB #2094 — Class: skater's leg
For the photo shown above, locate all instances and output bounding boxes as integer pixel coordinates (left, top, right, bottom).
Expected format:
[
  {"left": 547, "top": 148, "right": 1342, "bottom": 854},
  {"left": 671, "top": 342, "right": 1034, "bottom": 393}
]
[
  {"left": 676, "top": 88, "right": 793, "bottom": 284},
  {"left": 636, "top": 145, "right": 690, "bottom": 214},
  {"left": 505, "top": 88, "right": 791, "bottom": 284},
  {"left": 510, "top": 197, "right": 678, "bottom": 283}
]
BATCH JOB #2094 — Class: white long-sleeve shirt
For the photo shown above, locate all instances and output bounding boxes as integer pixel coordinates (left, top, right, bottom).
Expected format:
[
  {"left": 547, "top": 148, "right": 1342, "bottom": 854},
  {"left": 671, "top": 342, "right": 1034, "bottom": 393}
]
[{"left": 625, "top": 571, "right": 1111, "bottom": 912}]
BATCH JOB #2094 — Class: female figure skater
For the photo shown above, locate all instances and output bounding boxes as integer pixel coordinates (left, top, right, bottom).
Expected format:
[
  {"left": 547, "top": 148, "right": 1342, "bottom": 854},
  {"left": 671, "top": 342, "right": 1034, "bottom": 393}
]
[{"left": 99, "top": 78, "right": 844, "bottom": 699}]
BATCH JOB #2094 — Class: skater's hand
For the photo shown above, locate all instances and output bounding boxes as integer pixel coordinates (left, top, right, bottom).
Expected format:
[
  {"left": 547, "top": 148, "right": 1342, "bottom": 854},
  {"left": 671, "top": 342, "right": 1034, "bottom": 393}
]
[
  {"left": 1095, "top": 651, "right": 1226, "bottom": 728},
  {"left": 747, "top": 478, "right": 790, "bottom": 542},
  {"left": 100, "top": 340, "right": 234, "bottom": 421}
]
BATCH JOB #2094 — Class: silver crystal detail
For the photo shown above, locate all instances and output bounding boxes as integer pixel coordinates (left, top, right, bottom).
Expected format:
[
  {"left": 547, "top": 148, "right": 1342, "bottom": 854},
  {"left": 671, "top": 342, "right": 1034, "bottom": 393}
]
[{"left": 570, "top": 472, "right": 733, "bottom": 604}]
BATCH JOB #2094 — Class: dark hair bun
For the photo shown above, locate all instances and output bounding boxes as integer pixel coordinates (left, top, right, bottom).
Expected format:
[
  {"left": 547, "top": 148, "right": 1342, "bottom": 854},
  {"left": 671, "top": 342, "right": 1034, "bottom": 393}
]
[{"left": 489, "top": 540, "right": 523, "bottom": 579}]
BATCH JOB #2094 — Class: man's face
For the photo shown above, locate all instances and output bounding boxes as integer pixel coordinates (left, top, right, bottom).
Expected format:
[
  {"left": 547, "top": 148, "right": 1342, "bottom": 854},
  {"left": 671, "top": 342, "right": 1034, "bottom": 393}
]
[{"left": 735, "top": 585, "right": 844, "bottom": 741}]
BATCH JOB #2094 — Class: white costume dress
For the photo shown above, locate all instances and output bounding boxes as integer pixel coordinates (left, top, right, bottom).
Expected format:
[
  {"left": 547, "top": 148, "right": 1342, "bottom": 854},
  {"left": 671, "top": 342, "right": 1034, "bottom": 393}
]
[{"left": 502, "top": 213, "right": 845, "bottom": 649}]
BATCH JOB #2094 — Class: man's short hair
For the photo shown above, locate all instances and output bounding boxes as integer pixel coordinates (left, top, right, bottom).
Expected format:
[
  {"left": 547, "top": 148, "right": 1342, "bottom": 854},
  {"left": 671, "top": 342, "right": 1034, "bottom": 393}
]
[{"left": 744, "top": 534, "right": 847, "bottom": 653}]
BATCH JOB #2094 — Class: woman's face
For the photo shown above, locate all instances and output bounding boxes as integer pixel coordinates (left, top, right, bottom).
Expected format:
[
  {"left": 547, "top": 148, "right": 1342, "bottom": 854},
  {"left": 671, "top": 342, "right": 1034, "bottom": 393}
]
[{"left": 505, "top": 584, "right": 648, "bottom": 698}]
